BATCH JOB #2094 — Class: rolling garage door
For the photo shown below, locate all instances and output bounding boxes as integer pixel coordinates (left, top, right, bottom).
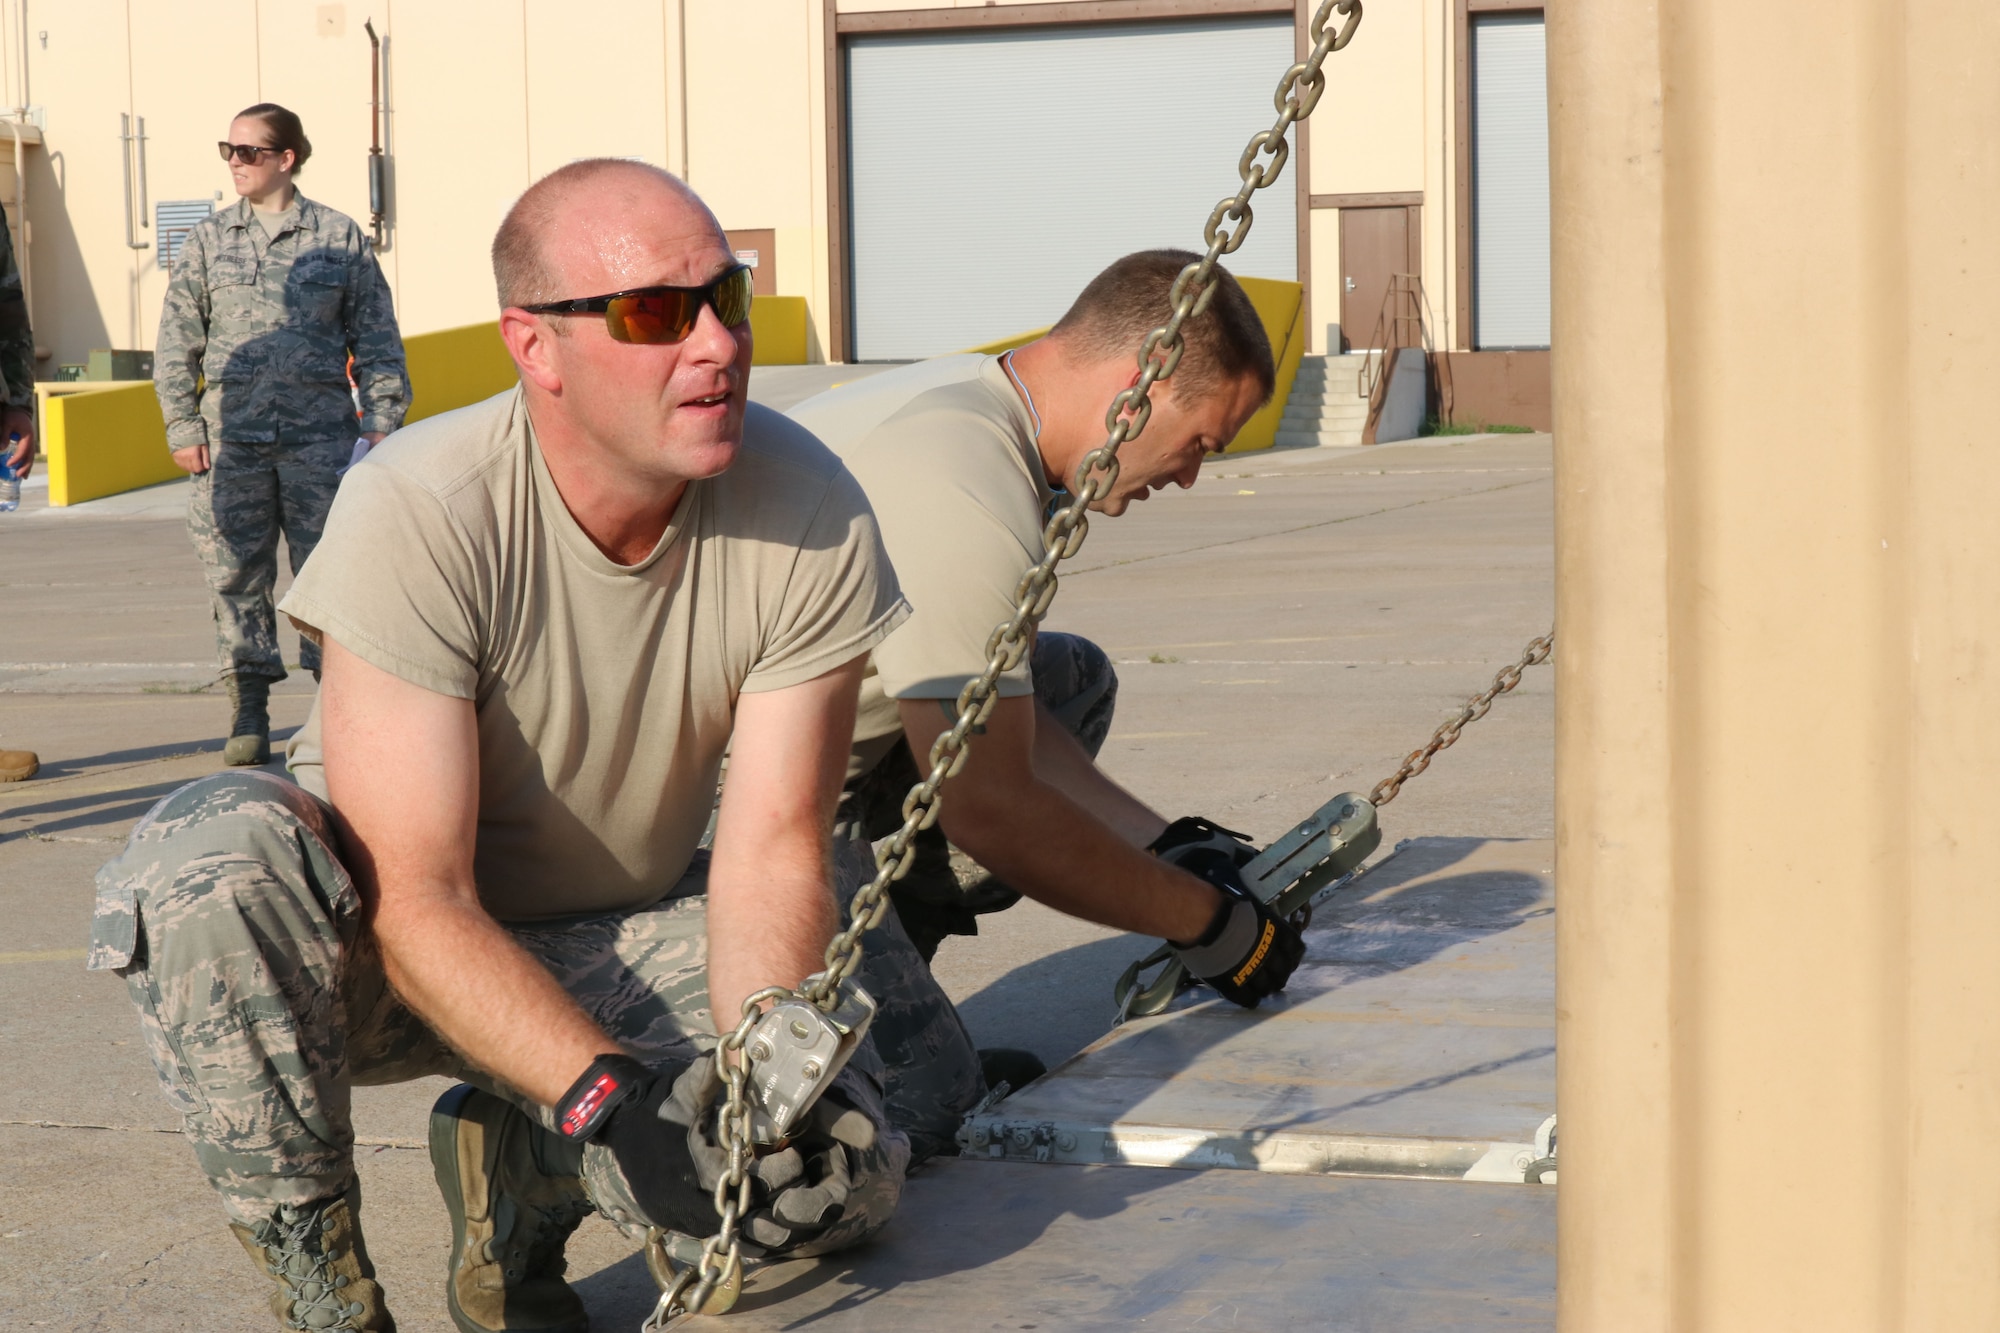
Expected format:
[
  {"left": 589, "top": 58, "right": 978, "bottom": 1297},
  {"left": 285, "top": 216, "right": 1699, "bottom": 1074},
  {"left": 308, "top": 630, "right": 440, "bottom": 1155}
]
[
  {"left": 846, "top": 18, "right": 1297, "bottom": 361},
  {"left": 1470, "top": 12, "right": 1551, "bottom": 350}
]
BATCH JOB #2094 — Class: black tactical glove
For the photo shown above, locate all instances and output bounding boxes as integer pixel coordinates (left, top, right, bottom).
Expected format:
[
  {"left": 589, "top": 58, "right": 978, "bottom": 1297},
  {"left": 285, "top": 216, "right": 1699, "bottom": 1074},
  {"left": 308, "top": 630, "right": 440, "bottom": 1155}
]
[
  {"left": 669, "top": 1054, "right": 889, "bottom": 1253},
  {"left": 1167, "top": 861, "right": 1306, "bottom": 1009},
  {"left": 564, "top": 1052, "right": 886, "bottom": 1254},
  {"left": 558, "top": 1053, "right": 714, "bottom": 1234},
  {"left": 1149, "top": 815, "right": 1260, "bottom": 877}
]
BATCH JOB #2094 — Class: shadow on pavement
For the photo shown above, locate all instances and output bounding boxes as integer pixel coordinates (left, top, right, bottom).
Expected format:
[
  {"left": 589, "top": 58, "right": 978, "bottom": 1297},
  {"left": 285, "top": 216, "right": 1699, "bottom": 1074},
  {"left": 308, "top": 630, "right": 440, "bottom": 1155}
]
[
  {"left": 951, "top": 931, "right": 1161, "bottom": 1065},
  {"left": 20, "top": 725, "right": 304, "bottom": 785},
  {"left": 0, "top": 729, "right": 302, "bottom": 842},
  {"left": 587, "top": 839, "right": 1553, "bottom": 1321},
  {"left": 0, "top": 778, "right": 195, "bottom": 835},
  {"left": 25, "top": 738, "right": 227, "bottom": 781}
]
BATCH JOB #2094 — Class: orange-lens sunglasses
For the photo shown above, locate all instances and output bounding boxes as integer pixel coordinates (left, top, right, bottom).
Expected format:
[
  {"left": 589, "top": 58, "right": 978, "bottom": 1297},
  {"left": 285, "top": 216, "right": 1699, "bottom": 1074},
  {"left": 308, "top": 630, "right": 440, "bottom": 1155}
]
[{"left": 519, "top": 264, "right": 753, "bottom": 345}]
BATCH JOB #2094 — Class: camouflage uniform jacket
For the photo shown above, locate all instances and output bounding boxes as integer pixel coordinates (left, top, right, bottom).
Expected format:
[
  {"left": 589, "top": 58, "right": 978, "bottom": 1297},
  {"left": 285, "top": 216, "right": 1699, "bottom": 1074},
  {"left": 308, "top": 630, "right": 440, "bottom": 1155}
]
[
  {"left": 0, "top": 201, "right": 35, "bottom": 410},
  {"left": 154, "top": 194, "right": 408, "bottom": 448}
]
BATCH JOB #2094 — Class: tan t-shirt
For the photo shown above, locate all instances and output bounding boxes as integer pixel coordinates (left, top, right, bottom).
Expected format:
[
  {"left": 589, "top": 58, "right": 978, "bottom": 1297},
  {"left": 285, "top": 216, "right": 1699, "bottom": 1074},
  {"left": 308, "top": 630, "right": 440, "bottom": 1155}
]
[
  {"left": 787, "top": 355, "right": 1054, "bottom": 778},
  {"left": 279, "top": 387, "right": 908, "bottom": 922}
]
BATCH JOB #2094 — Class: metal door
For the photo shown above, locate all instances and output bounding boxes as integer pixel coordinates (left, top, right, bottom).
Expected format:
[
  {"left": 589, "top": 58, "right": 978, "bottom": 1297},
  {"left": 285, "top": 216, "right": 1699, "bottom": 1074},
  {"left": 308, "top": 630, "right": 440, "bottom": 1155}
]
[
  {"left": 1339, "top": 206, "right": 1416, "bottom": 352},
  {"left": 845, "top": 17, "right": 1297, "bottom": 361},
  {"left": 1471, "top": 13, "right": 1550, "bottom": 349}
]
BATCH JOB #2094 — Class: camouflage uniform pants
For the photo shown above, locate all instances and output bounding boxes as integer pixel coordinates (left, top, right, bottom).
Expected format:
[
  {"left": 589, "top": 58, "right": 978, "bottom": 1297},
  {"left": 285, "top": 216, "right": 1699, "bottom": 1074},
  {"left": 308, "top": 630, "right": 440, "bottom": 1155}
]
[
  {"left": 188, "top": 436, "right": 348, "bottom": 682},
  {"left": 90, "top": 770, "right": 980, "bottom": 1235},
  {"left": 835, "top": 631, "right": 1118, "bottom": 961}
]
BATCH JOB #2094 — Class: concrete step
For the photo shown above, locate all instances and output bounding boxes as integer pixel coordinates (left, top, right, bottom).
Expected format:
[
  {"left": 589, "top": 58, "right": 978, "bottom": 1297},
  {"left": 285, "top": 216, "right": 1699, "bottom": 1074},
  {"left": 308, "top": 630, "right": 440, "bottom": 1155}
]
[
  {"left": 1289, "top": 371, "right": 1364, "bottom": 390},
  {"left": 1280, "top": 402, "right": 1369, "bottom": 423},
  {"left": 1279, "top": 413, "right": 1369, "bottom": 437},
  {"left": 1269, "top": 352, "right": 1377, "bottom": 449},
  {"left": 1287, "top": 375, "right": 1364, "bottom": 397},
  {"left": 1291, "top": 353, "right": 1370, "bottom": 374},
  {"left": 1264, "top": 350, "right": 1376, "bottom": 448},
  {"left": 1280, "top": 416, "right": 1376, "bottom": 436},
  {"left": 1279, "top": 423, "right": 1369, "bottom": 439},
  {"left": 1274, "top": 427, "right": 1366, "bottom": 448}
]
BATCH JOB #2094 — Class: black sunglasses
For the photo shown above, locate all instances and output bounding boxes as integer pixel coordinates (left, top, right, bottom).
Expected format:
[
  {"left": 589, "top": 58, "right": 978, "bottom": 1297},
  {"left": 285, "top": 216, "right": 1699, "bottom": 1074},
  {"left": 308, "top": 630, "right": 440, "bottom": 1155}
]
[
  {"left": 218, "top": 142, "right": 285, "bottom": 164},
  {"left": 519, "top": 264, "right": 754, "bottom": 345}
]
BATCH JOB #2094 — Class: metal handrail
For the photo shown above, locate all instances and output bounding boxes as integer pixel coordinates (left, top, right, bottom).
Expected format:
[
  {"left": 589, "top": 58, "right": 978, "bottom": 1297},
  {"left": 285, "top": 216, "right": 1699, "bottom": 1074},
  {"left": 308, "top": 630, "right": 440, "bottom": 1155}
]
[
  {"left": 1354, "top": 273, "right": 1455, "bottom": 441},
  {"left": 1356, "top": 272, "right": 1432, "bottom": 398}
]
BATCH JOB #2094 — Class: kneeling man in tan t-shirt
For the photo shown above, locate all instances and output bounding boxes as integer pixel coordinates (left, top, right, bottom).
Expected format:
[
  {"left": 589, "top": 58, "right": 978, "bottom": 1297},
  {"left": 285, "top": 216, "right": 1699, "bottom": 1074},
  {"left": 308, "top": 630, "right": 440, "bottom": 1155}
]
[
  {"left": 92, "top": 160, "right": 972, "bottom": 1333},
  {"left": 792, "top": 251, "right": 1310, "bottom": 1042}
]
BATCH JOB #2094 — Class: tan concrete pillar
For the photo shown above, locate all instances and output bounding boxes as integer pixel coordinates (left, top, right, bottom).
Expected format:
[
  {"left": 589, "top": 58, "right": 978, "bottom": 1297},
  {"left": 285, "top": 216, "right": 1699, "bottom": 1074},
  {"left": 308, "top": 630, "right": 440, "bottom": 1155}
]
[{"left": 1550, "top": 2, "right": 2000, "bottom": 1328}]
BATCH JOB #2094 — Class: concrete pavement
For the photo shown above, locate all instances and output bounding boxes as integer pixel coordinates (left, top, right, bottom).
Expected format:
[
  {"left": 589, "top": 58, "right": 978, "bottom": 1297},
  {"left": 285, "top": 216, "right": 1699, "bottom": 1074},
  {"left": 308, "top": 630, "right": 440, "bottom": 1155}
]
[{"left": 0, "top": 414, "right": 1552, "bottom": 1330}]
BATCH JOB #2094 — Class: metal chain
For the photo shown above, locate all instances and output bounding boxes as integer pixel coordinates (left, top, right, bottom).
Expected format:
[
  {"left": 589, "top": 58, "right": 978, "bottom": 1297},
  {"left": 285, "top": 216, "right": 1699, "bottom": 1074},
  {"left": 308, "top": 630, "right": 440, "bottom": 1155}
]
[
  {"left": 651, "top": 3, "right": 1365, "bottom": 1323},
  {"left": 1368, "top": 629, "right": 1553, "bottom": 807}
]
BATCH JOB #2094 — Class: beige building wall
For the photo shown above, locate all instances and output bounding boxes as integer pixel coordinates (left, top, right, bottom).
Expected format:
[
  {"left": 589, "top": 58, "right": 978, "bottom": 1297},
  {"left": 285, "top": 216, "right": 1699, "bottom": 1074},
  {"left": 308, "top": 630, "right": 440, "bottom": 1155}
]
[
  {"left": 1553, "top": 0, "right": 2000, "bottom": 1325},
  {"left": 1304, "top": 0, "right": 1434, "bottom": 353},
  {"left": 382, "top": 2, "right": 534, "bottom": 337},
  {"left": 686, "top": 0, "right": 830, "bottom": 362},
  {"left": 0, "top": 0, "right": 832, "bottom": 370},
  {"left": 1, "top": 0, "right": 1481, "bottom": 373}
]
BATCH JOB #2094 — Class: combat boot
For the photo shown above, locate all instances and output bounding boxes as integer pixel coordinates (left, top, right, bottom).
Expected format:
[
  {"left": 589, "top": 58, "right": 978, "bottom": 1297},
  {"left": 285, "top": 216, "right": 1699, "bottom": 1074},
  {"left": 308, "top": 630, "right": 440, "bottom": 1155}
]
[
  {"left": 223, "top": 673, "right": 272, "bottom": 766},
  {"left": 0, "top": 748, "right": 37, "bottom": 781},
  {"left": 429, "top": 1083, "right": 594, "bottom": 1333},
  {"left": 229, "top": 1184, "right": 397, "bottom": 1331}
]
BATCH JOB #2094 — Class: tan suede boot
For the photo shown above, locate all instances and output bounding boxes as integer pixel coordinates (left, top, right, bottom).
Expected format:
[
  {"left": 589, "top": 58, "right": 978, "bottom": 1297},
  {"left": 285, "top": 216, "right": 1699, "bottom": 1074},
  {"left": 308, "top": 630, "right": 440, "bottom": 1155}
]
[
  {"left": 0, "top": 748, "right": 37, "bottom": 782},
  {"left": 229, "top": 1185, "right": 397, "bottom": 1331},
  {"left": 429, "top": 1083, "right": 593, "bottom": 1333}
]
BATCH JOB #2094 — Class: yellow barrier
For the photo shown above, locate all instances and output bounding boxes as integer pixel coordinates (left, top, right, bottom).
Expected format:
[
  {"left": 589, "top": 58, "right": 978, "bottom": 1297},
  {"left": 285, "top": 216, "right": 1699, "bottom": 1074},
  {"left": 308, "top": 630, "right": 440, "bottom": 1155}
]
[
  {"left": 37, "top": 383, "right": 180, "bottom": 507},
  {"left": 749, "top": 296, "right": 810, "bottom": 366},
  {"left": 42, "top": 321, "right": 526, "bottom": 506},
  {"left": 43, "top": 281, "right": 1312, "bottom": 503},
  {"left": 962, "top": 325, "right": 1051, "bottom": 356},
  {"left": 42, "top": 302, "right": 821, "bottom": 504},
  {"left": 402, "top": 322, "right": 518, "bottom": 425},
  {"left": 1225, "top": 276, "right": 1305, "bottom": 455},
  {"left": 950, "top": 277, "right": 1304, "bottom": 455}
]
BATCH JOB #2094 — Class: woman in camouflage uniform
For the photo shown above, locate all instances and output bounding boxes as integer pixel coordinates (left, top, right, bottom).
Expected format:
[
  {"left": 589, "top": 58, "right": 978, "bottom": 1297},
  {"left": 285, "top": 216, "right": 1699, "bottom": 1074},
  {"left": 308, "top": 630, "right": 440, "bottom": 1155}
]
[{"left": 154, "top": 103, "right": 408, "bottom": 764}]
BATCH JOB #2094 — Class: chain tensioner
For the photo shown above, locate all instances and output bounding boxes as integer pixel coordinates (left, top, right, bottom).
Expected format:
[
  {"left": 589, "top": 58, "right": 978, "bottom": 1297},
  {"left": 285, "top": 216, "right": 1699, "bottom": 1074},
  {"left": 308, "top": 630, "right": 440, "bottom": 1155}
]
[{"left": 1112, "top": 628, "right": 1554, "bottom": 1020}]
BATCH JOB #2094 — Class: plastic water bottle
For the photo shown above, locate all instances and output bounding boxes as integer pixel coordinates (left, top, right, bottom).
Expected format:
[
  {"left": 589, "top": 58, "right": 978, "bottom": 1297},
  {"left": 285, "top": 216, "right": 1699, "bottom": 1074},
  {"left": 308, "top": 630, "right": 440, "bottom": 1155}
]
[{"left": 0, "top": 455, "right": 17, "bottom": 513}]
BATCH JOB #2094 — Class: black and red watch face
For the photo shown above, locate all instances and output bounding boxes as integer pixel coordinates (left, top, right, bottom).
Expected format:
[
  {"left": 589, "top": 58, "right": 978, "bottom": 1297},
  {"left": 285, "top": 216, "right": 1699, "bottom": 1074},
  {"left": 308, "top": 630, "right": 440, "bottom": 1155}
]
[
  {"left": 555, "top": 1054, "right": 649, "bottom": 1143},
  {"left": 560, "top": 1072, "right": 625, "bottom": 1140}
]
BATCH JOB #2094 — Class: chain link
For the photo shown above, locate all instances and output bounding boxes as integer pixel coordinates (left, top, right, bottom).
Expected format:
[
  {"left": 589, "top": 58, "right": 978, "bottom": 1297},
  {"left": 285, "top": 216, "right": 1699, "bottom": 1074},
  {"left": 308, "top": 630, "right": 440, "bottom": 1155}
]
[
  {"left": 651, "top": 2, "right": 1364, "bottom": 1323},
  {"left": 1368, "top": 629, "right": 1553, "bottom": 808}
]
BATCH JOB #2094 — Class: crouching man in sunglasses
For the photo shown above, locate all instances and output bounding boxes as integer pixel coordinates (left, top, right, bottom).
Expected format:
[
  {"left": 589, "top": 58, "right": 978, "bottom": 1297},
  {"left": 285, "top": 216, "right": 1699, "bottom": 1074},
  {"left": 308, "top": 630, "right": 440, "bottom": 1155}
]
[
  {"left": 790, "top": 251, "right": 1305, "bottom": 1057},
  {"left": 91, "top": 158, "right": 965, "bottom": 1333}
]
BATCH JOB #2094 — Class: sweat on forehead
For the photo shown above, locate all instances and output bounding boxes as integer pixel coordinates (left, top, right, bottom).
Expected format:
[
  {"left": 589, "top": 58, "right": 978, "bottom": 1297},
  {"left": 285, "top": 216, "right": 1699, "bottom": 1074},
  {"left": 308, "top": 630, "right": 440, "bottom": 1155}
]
[{"left": 490, "top": 158, "right": 720, "bottom": 309}]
